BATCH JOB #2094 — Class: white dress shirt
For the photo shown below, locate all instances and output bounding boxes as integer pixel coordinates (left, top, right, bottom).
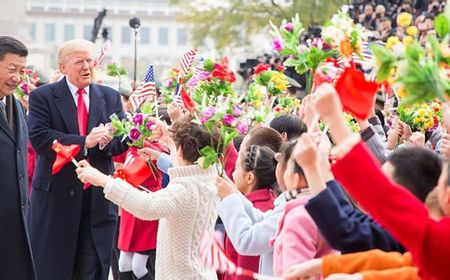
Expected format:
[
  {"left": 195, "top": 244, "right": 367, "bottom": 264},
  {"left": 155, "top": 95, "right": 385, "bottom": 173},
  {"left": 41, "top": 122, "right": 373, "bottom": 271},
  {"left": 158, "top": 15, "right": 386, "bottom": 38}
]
[{"left": 66, "top": 78, "right": 90, "bottom": 113}]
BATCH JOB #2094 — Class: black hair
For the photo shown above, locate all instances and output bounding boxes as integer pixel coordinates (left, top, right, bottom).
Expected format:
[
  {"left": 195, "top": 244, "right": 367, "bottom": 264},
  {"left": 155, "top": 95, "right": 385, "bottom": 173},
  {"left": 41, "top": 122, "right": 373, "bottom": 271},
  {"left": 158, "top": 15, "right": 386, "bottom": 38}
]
[
  {"left": 388, "top": 146, "right": 442, "bottom": 202},
  {"left": 233, "top": 134, "right": 245, "bottom": 152},
  {"left": 269, "top": 115, "right": 307, "bottom": 140},
  {"left": 0, "top": 36, "right": 28, "bottom": 61},
  {"left": 242, "top": 145, "right": 278, "bottom": 191}
]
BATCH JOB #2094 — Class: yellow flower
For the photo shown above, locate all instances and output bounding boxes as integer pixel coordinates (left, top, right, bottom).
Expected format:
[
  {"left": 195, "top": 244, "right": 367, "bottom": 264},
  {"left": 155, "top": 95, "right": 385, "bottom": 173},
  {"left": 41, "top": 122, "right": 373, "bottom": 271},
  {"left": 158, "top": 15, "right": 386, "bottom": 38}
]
[
  {"left": 397, "top": 12, "right": 413, "bottom": 27},
  {"left": 403, "top": 36, "right": 414, "bottom": 46},
  {"left": 413, "top": 117, "right": 420, "bottom": 124},
  {"left": 293, "top": 99, "right": 301, "bottom": 107},
  {"left": 427, "top": 120, "right": 434, "bottom": 128},
  {"left": 418, "top": 108, "right": 426, "bottom": 116},
  {"left": 270, "top": 73, "right": 289, "bottom": 92},
  {"left": 406, "top": 26, "right": 419, "bottom": 37},
  {"left": 420, "top": 116, "right": 426, "bottom": 122},
  {"left": 386, "top": 36, "right": 401, "bottom": 49},
  {"left": 254, "top": 89, "right": 263, "bottom": 99},
  {"left": 396, "top": 87, "right": 408, "bottom": 98}
]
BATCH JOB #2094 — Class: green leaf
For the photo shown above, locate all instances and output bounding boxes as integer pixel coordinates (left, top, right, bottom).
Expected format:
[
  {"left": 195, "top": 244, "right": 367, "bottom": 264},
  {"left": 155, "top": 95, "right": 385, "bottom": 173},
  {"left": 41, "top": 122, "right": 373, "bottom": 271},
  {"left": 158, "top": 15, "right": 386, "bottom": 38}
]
[{"left": 434, "top": 14, "right": 450, "bottom": 38}]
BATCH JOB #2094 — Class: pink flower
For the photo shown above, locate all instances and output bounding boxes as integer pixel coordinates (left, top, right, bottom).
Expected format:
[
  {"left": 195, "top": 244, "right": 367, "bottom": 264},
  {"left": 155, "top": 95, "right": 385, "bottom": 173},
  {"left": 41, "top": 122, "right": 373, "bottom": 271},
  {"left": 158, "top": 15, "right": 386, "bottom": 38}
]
[
  {"left": 129, "top": 128, "right": 141, "bottom": 141},
  {"left": 311, "top": 37, "right": 331, "bottom": 51},
  {"left": 236, "top": 122, "right": 249, "bottom": 134},
  {"left": 145, "top": 121, "right": 154, "bottom": 131},
  {"left": 272, "top": 37, "right": 284, "bottom": 52},
  {"left": 203, "top": 107, "right": 216, "bottom": 119},
  {"left": 233, "top": 105, "right": 243, "bottom": 117},
  {"left": 282, "top": 23, "right": 294, "bottom": 32},
  {"left": 223, "top": 114, "right": 236, "bottom": 127},
  {"left": 132, "top": 113, "right": 143, "bottom": 125}
]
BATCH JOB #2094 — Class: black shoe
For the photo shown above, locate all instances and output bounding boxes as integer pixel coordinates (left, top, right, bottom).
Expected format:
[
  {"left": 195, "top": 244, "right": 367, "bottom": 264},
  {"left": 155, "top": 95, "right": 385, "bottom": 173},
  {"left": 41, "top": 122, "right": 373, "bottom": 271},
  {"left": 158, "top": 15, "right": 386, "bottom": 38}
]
[{"left": 119, "top": 271, "right": 134, "bottom": 280}]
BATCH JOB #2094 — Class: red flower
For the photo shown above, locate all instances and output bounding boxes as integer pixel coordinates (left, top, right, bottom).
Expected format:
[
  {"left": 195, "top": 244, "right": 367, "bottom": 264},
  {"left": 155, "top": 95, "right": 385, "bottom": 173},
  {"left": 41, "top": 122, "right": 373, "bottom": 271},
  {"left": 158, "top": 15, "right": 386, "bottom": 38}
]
[
  {"left": 276, "top": 65, "right": 286, "bottom": 72},
  {"left": 211, "top": 57, "right": 236, "bottom": 83},
  {"left": 254, "top": 64, "right": 271, "bottom": 75},
  {"left": 180, "top": 85, "right": 196, "bottom": 112}
]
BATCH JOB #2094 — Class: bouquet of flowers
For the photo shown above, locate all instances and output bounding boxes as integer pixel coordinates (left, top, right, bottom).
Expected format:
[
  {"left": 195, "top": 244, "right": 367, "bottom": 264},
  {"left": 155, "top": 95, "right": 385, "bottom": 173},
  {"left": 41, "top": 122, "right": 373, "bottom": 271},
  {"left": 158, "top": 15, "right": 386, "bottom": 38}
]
[
  {"left": 321, "top": 8, "right": 367, "bottom": 59},
  {"left": 398, "top": 101, "right": 441, "bottom": 133},
  {"left": 107, "top": 102, "right": 155, "bottom": 148},
  {"left": 189, "top": 57, "right": 237, "bottom": 108},
  {"left": 195, "top": 98, "right": 249, "bottom": 172},
  {"left": 161, "top": 68, "right": 181, "bottom": 104},
  {"left": 273, "top": 96, "right": 301, "bottom": 116},
  {"left": 270, "top": 14, "right": 337, "bottom": 93},
  {"left": 371, "top": 6, "right": 450, "bottom": 106},
  {"left": 15, "top": 66, "right": 40, "bottom": 99}
]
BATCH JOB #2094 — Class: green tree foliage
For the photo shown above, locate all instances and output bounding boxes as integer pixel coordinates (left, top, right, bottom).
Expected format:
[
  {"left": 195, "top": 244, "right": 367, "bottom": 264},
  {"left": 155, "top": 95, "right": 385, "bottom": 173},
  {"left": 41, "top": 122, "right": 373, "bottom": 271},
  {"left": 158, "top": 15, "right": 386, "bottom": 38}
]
[{"left": 169, "top": 0, "right": 348, "bottom": 50}]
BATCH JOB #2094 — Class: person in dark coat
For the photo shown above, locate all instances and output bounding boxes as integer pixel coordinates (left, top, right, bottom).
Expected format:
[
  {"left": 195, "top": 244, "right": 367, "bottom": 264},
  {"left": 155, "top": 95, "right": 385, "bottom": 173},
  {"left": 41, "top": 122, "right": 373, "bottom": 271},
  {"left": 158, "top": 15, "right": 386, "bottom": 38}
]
[
  {"left": 27, "top": 39, "right": 129, "bottom": 280},
  {"left": 0, "top": 35, "right": 36, "bottom": 280}
]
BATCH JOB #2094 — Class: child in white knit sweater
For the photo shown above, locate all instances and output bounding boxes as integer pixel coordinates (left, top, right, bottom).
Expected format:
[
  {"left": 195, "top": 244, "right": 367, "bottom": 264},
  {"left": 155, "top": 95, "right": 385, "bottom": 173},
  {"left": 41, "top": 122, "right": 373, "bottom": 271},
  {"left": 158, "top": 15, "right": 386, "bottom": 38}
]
[{"left": 76, "top": 119, "right": 221, "bottom": 280}]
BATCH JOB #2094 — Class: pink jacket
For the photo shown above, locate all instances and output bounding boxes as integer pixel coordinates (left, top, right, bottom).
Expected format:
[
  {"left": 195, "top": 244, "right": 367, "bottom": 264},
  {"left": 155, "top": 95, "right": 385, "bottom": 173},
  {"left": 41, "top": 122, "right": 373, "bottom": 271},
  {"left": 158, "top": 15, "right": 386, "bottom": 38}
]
[{"left": 271, "top": 194, "right": 338, "bottom": 277}]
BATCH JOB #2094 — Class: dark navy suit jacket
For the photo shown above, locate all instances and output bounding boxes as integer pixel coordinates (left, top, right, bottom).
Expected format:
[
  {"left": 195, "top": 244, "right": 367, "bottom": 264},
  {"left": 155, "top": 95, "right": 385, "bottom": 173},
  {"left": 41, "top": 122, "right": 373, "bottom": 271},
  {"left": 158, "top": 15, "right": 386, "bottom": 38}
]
[
  {"left": 305, "top": 180, "right": 406, "bottom": 254},
  {"left": 27, "top": 77, "right": 129, "bottom": 280}
]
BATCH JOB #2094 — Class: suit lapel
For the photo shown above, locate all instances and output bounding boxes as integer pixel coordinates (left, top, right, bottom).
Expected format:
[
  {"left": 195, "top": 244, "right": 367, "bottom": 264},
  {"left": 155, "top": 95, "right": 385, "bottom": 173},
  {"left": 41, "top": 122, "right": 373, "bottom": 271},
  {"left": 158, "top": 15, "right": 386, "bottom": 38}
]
[
  {"left": 0, "top": 106, "right": 14, "bottom": 142},
  {"left": 87, "top": 84, "right": 105, "bottom": 133},
  {"left": 54, "top": 78, "right": 79, "bottom": 134}
]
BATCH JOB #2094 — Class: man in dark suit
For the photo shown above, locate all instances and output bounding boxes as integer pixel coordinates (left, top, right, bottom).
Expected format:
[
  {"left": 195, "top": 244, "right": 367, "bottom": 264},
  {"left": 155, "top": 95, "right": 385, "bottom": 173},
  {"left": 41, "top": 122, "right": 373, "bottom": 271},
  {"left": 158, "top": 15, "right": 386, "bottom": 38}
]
[
  {"left": 0, "top": 36, "right": 36, "bottom": 280},
  {"left": 27, "top": 39, "right": 129, "bottom": 280}
]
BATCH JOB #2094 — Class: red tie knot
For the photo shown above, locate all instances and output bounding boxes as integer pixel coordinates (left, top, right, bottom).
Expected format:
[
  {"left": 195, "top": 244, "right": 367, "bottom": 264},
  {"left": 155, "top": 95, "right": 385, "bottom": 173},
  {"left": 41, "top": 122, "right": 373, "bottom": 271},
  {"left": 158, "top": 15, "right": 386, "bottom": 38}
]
[{"left": 77, "top": 88, "right": 86, "bottom": 95}]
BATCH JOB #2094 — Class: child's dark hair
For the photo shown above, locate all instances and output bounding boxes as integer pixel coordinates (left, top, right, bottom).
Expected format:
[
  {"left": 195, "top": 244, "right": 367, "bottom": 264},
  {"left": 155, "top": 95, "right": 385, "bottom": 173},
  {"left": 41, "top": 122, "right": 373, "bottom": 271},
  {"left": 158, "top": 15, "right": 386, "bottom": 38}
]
[
  {"left": 269, "top": 115, "right": 307, "bottom": 140},
  {"left": 279, "top": 139, "right": 304, "bottom": 176},
  {"left": 388, "top": 146, "right": 442, "bottom": 202},
  {"left": 242, "top": 145, "right": 278, "bottom": 191},
  {"left": 170, "top": 117, "right": 220, "bottom": 163},
  {"left": 246, "top": 126, "right": 283, "bottom": 152}
]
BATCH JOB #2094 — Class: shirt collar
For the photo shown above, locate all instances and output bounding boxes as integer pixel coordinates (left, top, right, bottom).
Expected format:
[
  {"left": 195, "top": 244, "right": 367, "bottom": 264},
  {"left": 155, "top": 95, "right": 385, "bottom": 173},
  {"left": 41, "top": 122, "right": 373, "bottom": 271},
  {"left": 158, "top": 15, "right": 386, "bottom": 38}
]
[{"left": 65, "top": 78, "right": 90, "bottom": 96}]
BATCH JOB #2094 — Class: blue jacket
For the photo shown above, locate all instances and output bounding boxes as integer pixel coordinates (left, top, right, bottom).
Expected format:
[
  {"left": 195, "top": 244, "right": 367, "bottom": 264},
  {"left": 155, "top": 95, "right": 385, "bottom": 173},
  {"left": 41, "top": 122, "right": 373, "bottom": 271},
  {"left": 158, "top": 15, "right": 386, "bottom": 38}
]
[{"left": 305, "top": 180, "right": 406, "bottom": 254}]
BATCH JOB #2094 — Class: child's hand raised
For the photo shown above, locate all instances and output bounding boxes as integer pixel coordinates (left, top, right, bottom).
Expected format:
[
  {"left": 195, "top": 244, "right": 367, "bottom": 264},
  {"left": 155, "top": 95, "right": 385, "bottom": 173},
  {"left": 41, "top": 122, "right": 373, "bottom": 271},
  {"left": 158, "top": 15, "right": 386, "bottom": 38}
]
[
  {"left": 215, "top": 176, "right": 236, "bottom": 200},
  {"left": 313, "top": 83, "right": 343, "bottom": 123},
  {"left": 293, "top": 133, "right": 319, "bottom": 170}
]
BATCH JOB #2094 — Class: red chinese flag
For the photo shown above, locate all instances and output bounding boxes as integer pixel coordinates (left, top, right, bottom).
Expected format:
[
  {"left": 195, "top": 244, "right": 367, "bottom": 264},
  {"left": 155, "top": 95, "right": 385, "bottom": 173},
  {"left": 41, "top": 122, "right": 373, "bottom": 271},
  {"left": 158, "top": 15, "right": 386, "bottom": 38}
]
[
  {"left": 114, "top": 154, "right": 151, "bottom": 187},
  {"left": 334, "top": 66, "right": 379, "bottom": 120},
  {"left": 51, "top": 140, "right": 81, "bottom": 174},
  {"left": 180, "top": 85, "right": 196, "bottom": 113}
]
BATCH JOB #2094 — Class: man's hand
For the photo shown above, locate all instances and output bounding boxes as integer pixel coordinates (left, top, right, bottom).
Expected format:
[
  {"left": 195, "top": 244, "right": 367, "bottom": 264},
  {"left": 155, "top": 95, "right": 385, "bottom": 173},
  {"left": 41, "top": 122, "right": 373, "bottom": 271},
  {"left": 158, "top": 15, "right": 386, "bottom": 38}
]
[{"left": 85, "top": 124, "right": 108, "bottom": 149}]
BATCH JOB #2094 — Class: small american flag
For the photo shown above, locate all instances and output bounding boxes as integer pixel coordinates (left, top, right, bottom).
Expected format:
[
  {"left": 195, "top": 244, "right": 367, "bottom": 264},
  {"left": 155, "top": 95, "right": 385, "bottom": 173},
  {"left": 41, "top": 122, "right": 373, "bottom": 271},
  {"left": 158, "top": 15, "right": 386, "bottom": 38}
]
[
  {"left": 130, "top": 65, "right": 157, "bottom": 112},
  {"left": 179, "top": 48, "right": 198, "bottom": 77},
  {"left": 97, "top": 40, "right": 111, "bottom": 66}
]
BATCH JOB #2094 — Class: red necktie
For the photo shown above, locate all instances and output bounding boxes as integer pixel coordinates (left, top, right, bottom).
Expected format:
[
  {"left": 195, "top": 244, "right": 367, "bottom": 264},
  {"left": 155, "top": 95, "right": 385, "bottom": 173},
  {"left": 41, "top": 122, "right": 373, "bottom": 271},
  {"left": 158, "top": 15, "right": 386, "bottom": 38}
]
[{"left": 77, "top": 88, "right": 88, "bottom": 136}]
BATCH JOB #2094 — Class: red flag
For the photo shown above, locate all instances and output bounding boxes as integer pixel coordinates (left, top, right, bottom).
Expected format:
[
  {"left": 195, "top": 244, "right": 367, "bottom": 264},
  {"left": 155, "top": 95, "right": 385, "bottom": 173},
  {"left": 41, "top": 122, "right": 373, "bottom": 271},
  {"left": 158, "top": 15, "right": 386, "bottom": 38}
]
[
  {"left": 51, "top": 140, "right": 81, "bottom": 174},
  {"left": 114, "top": 154, "right": 151, "bottom": 187},
  {"left": 334, "top": 66, "right": 379, "bottom": 120},
  {"left": 180, "top": 85, "right": 196, "bottom": 113}
]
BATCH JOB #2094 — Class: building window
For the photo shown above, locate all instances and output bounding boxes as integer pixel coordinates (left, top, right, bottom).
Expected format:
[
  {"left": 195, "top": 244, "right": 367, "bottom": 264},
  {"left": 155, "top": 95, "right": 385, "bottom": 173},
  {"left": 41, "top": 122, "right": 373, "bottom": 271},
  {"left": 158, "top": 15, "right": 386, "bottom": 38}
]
[
  {"left": 44, "top": 23, "right": 55, "bottom": 42},
  {"left": 29, "top": 23, "right": 36, "bottom": 41},
  {"left": 141, "top": 27, "right": 150, "bottom": 44},
  {"left": 177, "top": 28, "right": 187, "bottom": 46},
  {"left": 64, "top": 24, "right": 75, "bottom": 41},
  {"left": 158, "top": 27, "right": 168, "bottom": 45},
  {"left": 83, "top": 25, "right": 92, "bottom": 41},
  {"left": 121, "top": 26, "right": 131, "bottom": 44}
]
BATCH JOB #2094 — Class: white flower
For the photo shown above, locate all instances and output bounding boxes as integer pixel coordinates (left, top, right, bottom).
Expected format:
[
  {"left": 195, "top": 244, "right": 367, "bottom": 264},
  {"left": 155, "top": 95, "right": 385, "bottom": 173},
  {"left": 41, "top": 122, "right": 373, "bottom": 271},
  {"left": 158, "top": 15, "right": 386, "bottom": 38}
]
[{"left": 322, "top": 26, "right": 346, "bottom": 47}]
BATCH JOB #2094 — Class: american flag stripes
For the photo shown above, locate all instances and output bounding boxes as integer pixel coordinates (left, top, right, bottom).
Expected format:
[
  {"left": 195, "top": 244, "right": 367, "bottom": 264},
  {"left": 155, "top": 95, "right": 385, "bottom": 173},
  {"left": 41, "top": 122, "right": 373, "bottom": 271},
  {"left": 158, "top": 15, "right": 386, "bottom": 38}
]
[
  {"left": 130, "top": 65, "right": 157, "bottom": 112},
  {"left": 97, "top": 40, "right": 111, "bottom": 65},
  {"left": 179, "top": 49, "right": 198, "bottom": 77},
  {"left": 200, "top": 231, "right": 280, "bottom": 280}
]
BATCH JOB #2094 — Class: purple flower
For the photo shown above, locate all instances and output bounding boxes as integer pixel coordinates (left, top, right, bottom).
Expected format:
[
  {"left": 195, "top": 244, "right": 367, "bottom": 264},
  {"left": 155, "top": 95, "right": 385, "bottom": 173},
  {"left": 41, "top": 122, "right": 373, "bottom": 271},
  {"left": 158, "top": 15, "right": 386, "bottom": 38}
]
[
  {"left": 20, "top": 82, "right": 28, "bottom": 93},
  {"left": 187, "top": 76, "right": 200, "bottom": 91},
  {"left": 132, "top": 113, "right": 143, "bottom": 126},
  {"left": 282, "top": 23, "right": 294, "bottom": 32},
  {"left": 129, "top": 127, "right": 141, "bottom": 141},
  {"left": 223, "top": 114, "right": 236, "bottom": 127},
  {"left": 201, "top": 117, "right": 209, "bottom": 125},
  {"left": 203, "top": 107, "right": 216, "bottom": 119},
  {"left": 272, "top": 37, "right": 283, "bottom": 52},
  {"left": 167, "top": 80, "right": 173, "bottom": 87},
  {"left": 233, "top": 105, "right": 243, "bottom": 117},
  {"left": 236, "top": 122, "right": 249, "bottom": 134},
  {"left": 311, "top": 37, "right": 331, "bottom": 51},
  {"left": 145, "top": 121, "right": 154, "bottom": 131}
]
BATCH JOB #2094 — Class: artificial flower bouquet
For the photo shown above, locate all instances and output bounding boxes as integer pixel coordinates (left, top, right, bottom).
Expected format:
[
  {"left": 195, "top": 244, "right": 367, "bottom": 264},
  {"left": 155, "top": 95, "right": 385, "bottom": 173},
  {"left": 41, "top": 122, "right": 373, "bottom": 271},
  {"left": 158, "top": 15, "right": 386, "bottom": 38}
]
[
  {"left": 371, "top": 6, "right": 450, "bottom": 106},
  {"left": 161, "top": 68, "right": 181, "bottom": 104},
  {"left": 398, "top": 101, "right": 441, "bottom": 133},
  {"left": 15, "top": 66, "right": 40, "bottom": 99}
]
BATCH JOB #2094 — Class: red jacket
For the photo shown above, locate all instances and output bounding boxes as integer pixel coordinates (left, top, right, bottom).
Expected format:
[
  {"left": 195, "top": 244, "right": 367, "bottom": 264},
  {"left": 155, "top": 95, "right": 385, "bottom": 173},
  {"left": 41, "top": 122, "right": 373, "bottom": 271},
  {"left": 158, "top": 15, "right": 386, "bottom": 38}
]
[
  {"left": 222, "top": 188, "right": 276, "bottom": 280},
  {"left": 114, "top": 143, "right": 168, "bottom": 252},
  {"left": 332, "top": 142, "right": 450, "bottom": 280}
]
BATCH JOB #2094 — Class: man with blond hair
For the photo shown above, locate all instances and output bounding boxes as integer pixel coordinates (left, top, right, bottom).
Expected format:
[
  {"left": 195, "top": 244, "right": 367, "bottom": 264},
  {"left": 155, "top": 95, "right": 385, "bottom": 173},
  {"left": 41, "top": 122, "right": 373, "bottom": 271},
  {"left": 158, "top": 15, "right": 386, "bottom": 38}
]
[{"left": 27, "top": 39, "right": 129, "bottom": 280}]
